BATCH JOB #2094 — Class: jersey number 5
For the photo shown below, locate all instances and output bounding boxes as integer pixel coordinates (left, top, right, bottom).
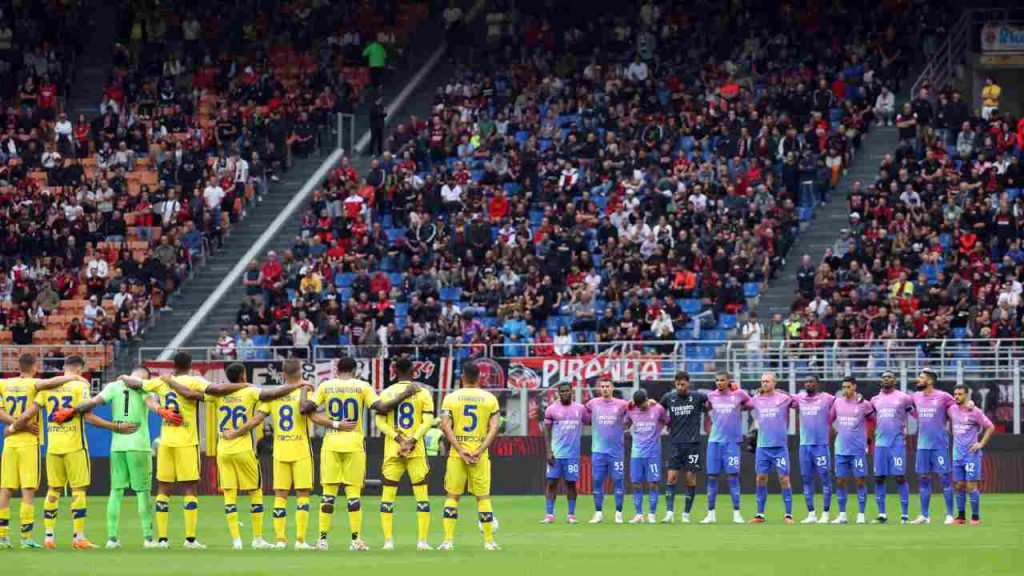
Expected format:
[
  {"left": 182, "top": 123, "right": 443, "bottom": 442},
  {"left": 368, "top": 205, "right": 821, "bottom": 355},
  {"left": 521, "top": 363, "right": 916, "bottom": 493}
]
[{"left": 462, "top": 404, "right": 478, "bottom": 432}]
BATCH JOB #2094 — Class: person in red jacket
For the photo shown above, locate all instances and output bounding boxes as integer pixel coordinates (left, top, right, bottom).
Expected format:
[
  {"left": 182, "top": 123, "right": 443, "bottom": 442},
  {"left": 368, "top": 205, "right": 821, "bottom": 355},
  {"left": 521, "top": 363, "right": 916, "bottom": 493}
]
[{"left": 488, "top": 188, "right": 510, "bottom": 222}]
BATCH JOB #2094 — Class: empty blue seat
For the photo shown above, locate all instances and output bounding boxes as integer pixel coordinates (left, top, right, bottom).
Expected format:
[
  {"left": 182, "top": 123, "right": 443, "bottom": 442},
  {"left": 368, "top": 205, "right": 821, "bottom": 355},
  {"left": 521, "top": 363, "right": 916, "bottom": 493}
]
[
  {"left": 394, "top": 303, "right": 409, "bottom": 317},
  {"left": 386, "top": 228, "right": 406, "bottom": 242},
  {"left": 743, "top": 282, "right": 760, "bottom": 298},
  {"left": 718, "top": 314, "right": 737, "bottom": 329},
  {"left": 440, "top": 286, "right": 462, "bottom": 301},
  {"left": 682, "top": 299, "right": 702, "bottom": 315},
  {"left": 952, "top": 327, "right": 968, "bottom": 340},
  {"left": 388, "top": 272, "right": 404, "bottom": 286}
]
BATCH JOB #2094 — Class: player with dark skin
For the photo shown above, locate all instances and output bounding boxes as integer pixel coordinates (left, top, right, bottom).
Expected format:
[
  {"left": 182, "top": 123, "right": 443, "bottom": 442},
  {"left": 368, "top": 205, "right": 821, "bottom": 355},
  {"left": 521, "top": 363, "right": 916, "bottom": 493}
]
[
  {"left": 665, "top": 375, "right": 701, "bottom": 497},
  {"left": 834, "top": 379, "right": 869, "bottom": 497},
  {"left": 544, "top": 383, "right": 578, "bottom": 511}
]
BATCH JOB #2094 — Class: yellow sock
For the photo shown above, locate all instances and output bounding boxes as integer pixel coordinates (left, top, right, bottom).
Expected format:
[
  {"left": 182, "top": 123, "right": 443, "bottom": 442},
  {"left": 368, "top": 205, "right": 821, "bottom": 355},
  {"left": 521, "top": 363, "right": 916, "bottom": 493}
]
[
  {"left": 318, "top": 485, "right": 338, "bottom": 541},
  {"left": 19, "top": 501, "right": 34, "bottom": 539},
  {"left": 183, "top": 495, "right": 198, "bottom": 540},
  {"left": 380, "top": 485, "right": 397, "bottom": 541},
  {"left": 71, "top": 490, "right": 87, "bottom": 539},
  {"left": 478, "top": 499, "right": 495, "bottom": 543},
  {"left": 250, "top": 491, "right": 264, "bottom": 541},
  {"left": 344, "top": 485, "right": 362, "bottom": 542},
  {"left": 0, "top": 506, "right": 9, "bottom": 539},
  {"left": 443, "top": 497, "right": 458, "bottom": 542},
  {"left": 155, "top": 494, "right": 170, "bottom": 541},
  {"left": 413, "top": 484, "right": 430, "bottom": 542},
  {"left": 295, "top": 496, "right": 310, "bottom": 543},
  {"left": 43, "top": 489, "right": 60, "bottom": 536},
  {"left": 273, "top": 496, "right": 287, "bottom": 542},
  {"left": 223, "top": 490, "right": 240, "bottom": 541}
]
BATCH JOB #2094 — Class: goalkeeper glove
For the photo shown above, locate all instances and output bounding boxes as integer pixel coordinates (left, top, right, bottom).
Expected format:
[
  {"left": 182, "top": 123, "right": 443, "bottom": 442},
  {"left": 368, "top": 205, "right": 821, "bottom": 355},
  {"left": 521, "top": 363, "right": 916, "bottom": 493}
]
[
  {"left": 157, "top": 408, "right": 184, "bottom": 426},
  {"left": 51, "top": 407, "right": 76, "bottom": 424}
]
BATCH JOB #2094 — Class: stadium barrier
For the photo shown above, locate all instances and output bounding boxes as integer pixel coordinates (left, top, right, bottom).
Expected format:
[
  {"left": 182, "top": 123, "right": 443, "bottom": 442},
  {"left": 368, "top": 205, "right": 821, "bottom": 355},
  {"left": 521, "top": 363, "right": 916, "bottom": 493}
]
[{"left": 1, "top": 344, "right": 114, "bottom": 389}]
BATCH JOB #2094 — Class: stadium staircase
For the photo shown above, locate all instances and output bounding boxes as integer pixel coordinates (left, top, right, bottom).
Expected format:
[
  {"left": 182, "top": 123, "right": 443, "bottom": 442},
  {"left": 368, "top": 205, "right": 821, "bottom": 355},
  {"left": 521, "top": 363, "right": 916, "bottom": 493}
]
[
  {"left": 754, "top": 124, "right": 899, "bottom": 317},
  {"left": 65, "top": 1, "right": 120, "bottom": 118},
  {"left": 115, "top": 9, "right": 469, "bottom": 372}
]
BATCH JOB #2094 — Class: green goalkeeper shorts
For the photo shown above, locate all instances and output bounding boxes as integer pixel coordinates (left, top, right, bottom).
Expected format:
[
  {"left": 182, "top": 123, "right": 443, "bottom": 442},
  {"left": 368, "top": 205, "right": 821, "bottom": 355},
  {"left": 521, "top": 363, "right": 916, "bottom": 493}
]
[{"left": 111, "top": 451, "right": 153, "bottom": 492}]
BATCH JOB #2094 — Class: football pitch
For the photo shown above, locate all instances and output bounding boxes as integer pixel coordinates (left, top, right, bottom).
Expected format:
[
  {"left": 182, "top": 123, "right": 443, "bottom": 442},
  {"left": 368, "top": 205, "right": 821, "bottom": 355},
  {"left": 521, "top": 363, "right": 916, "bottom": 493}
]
[{"left": 4, "top": 494, "right": 1023, "bottom": 575}]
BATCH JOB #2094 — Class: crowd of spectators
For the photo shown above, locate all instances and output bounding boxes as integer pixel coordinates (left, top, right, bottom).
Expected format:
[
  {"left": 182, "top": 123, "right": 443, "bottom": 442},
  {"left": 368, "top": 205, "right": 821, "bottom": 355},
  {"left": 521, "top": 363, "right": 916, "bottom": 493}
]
[
  {"left": 788, "top": 76, "right": 1024, "bottom": 349},
  {"left": 230, "top": 0, "right": 944, "bottom": 360},
  {"left": 0, "top": 0, "right": 432, "bottom": 351}
]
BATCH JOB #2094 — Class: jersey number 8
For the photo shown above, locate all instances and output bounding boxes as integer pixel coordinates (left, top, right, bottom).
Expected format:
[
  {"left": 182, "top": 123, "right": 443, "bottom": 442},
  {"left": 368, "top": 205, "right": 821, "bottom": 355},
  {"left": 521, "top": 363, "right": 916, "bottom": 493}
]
[
  {"left": 397, "top": 402, "right": 414, "bottom": 429},
  {"left": 279, "top": 405, "right": 294, "bottom": 432}
]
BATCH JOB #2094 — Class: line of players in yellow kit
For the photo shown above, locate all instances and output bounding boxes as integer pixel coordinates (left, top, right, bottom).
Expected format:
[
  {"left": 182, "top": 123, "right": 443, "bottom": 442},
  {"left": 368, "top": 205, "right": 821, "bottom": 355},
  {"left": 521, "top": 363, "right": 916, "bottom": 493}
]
[{"left": 0, "top": 351, "right": 502, "bottom": 551}]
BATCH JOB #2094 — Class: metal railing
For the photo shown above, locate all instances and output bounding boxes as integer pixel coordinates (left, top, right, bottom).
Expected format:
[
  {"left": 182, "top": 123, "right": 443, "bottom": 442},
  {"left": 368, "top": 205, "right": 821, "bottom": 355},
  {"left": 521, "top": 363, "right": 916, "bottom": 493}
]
[
  {"left": 911, "top": 8, "right": 1024, "bottom": 97},
  {"left": 1, "top": 344, "right": 114, "bottom": 389}
]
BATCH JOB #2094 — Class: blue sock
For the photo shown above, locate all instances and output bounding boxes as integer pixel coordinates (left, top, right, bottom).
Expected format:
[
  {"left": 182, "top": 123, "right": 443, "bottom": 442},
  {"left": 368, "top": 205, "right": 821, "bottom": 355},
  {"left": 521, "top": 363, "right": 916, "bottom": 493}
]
[
  {"left": 919, "top": 476, "right": 932, "bottom": 517},
  {"left": 856, "top": 485, "right": 867, "bottom": 514},
  {"left": 647, "top": 488, "right": 659, "bottom": 514},
  {"left": 837, "top": 486, "right": 848, "bottom": 513},
  {"left": 567, "top": 498, "right": 576, "bottom": 516},
  {"left": 875, "top": 478, "right": 887, "bottom": 515},
  {"left": 956, "top": 490, "right": 967, "bottom": 517},
  {"left": 941, "top": 475, "right": 954, "bottom": 517},
  {"left": 801, "top": 474, "right": 815, "bottom": 512},
  {"left": 969, "top": 490, "right": 980, "bottom": 520},
  {"left": 665, "top": 485, "right": 676, "bottom": 513},
  {"left": 756, "top": 484, "right": 767, "bottom": 515},
  {"left": 782, "top": 487, "right": 793, "bottom": 516},
  {"left": 684, "top": 486, "right": 696, "bottom": 514},
  {"left": 545, "top": 497, "right": 555, "bottom": 516},
  {"left": 898, "top": 481, "right": 909, "bottom": 517},
  {"left": 821, "top": 473, "right": 832, "bottom": 512},
  {"left": 593, "top": 485, "right": 604, "bottom": 513},
  {"left": 728, "top": 475, "right": 741, "bottom": 511},
  {"left": 613, "top": 479, "right": 625, "bottom": 512},
  {"left": 633, "top": 489, "right": 643, "bottom": 515},
  {"left": 707, "top": 477, "right": 718, "bottom": 511}
]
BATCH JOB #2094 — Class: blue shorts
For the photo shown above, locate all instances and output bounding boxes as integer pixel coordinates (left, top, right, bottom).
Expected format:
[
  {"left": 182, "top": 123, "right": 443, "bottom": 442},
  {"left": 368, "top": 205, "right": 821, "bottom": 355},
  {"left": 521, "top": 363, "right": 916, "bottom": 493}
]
[
  {"left": 706, "top": 442, "right": 741, "bottom": 476},
  {"left": 915, "top": 449, "right": 950, "bottom": 475},
  {"left": 592, "top": 453, "right": 624, "bottom": 482},
  {"left": 799, "top": 445, "right": 831, "bottom": 478},
  {"left": 835, "top": 454, "right": 867, "bottom": 478},
  {"left": 546, "top": 458, "right": 580, "bottom": 482},
  {"left": 952, "top": 453, "right": 982, "bottom": 482},
  {"left": 630, "top": 457, "right": 661, "bottom": 484},
  {"left": 873, "top": 445, "right": 907, "bottom": 476},
  {"left": 755, "top": 446, "right": 791, "bottom": 475}
]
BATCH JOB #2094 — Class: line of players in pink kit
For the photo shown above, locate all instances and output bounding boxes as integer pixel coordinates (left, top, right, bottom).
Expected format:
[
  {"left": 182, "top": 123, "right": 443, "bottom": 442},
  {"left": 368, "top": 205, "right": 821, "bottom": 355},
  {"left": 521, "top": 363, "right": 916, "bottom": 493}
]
[{"left": 541, "top": 368, "right": 995, "bottom": 525}]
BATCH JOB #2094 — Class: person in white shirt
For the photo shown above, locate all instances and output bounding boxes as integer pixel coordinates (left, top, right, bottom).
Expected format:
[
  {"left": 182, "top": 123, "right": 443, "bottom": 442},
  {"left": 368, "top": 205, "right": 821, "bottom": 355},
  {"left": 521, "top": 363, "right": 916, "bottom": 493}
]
[
  {"left": 112, "top": 284, "right": 133, "bottom": 311},
  {"left": 651, "top": 309, "right": 674, "bottom": 339},
  {"left": 290, "top": 311, "right": 315, "bottom": 350},
  {"left": 741, "top": 311, "right": 765, "bottom": 378},
  {"left": 86, "top": 257, "right": 109, "bottom": 281},
  {"left": 441, "top": 181, "right": 463, "bottom": 212},
  {"left": 689, "top": 189, "right": 708, "bottom": 212},
  {"left": 203, "top": 178, "right": 225, "bottom": 231},
  {"left": 215, "top": 328, "right": 237, "bottom": 359},
  {"left": 160, "top": 190, "right": 181, "bottom": 224},
  {"left": 806, "top": 295, "right": 829, "bottom": 318},
  {"left": 553, "top": 326, "right": 574, "bottom": 356},
  {"left": 625, "top": 56, "right": 649, "bottom": 83},
  {"left": 83, "top": 296, "right": 104, "bottom": 329},
  {"left": 874, "top": 86, "right": 895, "bottom": 126}
]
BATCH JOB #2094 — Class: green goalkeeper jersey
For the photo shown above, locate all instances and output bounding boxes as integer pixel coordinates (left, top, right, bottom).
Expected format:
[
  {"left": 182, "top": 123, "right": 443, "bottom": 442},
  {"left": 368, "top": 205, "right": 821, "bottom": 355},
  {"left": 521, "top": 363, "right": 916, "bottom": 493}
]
[{"left": 99, "top": 380, "right": 153, "bottom": 453}]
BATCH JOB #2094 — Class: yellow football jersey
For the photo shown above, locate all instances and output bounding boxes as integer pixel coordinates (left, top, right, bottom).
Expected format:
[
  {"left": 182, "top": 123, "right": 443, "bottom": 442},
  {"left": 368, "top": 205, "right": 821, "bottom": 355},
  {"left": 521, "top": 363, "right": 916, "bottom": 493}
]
[
  {"left": 441, "top": 387, "right": 500, "bottom": 457},
  {"left": 34, "top": 380, "right": 91, "bottom": 455},
  {"left": 312, "top": 378, "right": 378, "bottom": 453},
  {"left": 210, "top": 386, "right": 262, "bottom": 455},
  {"left": 258, "top": 388, "right": 311, "bottom": 462},
  {"left": 1, "top": 377, "right": 42, "bottom": 447},
  {"left": 143, "top": 375, "right": 208, "bottom": 447},
  {"left": 379, "top": 381, "right": 434, "bottom": 458}
]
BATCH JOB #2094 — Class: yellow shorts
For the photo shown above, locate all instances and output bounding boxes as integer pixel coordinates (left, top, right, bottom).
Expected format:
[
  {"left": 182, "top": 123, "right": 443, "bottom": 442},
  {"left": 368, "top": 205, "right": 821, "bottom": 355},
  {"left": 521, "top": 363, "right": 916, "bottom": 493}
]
[
  {"left": 321, "top": 450, "right": 365, "bottom": 487},
  {"left": 46, "top": 450, "right": 91, "bottom": 489},
  {"left": 273, "top": 458, "right": 313, "bottom": 491},
  {"left": 0, "top": 444, "right": 40, "bottom": 490},
  {"left": 217, "top": 451, "right": 262, "bottom": 491},
  {"left": 382, "top": 455, "right": 429, "bottom": 484},
  {"left": 156, "top": 444, "right": 200, "bottom": 483},
  {"left": 444, "top": 456, "right": 491, "bottom": 496}
]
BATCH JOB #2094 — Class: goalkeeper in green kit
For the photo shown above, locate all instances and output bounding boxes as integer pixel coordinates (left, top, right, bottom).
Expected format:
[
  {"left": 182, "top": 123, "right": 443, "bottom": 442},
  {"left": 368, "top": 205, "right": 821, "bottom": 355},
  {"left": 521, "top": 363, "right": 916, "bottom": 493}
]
[{"left": 71, "top": 367, "right": 182, "bottom": 548}]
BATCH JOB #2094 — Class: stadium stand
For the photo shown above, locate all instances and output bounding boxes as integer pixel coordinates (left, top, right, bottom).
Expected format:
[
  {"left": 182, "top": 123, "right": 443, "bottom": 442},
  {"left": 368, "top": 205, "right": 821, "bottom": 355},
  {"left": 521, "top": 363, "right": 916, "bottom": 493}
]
[
  {"left": 0, "top": 0, "right": 432, "bottom": 363},
  {"left": 228, "top": 0, "right": 944, "bottom": 361}
]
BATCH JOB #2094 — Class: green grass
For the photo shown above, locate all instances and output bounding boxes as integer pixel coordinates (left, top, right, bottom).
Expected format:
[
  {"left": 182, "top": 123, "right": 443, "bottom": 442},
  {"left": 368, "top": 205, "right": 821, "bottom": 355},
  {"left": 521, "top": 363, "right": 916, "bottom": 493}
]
[{"left": 4, "top": 494, "right": 1024, "bottom": 575}]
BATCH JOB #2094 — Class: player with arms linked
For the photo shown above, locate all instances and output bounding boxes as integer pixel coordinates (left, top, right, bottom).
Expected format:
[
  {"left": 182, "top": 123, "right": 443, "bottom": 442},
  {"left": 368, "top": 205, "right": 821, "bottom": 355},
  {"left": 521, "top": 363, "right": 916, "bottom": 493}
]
[
  {"left": 948, "top": 384, "right": 995, "bottom": 525},
  {"left": 374, "top": 357, "right": 436, "bottom": 550},
  {"left": 438, "top": 360, "right": 502, "bottom": 551},
  {"left": 830, "top": 377, "right": 874, "bottom": 524},
  {"left": 0, "top": 353, "right": 91, "bottom": 549},
  {"left": 660, "top": 372, "right": 707, "bottom": 524},
  {"left": 793, "top": 375, "right": 835, "bottom": 523},
  {"left": 625, "top": 388, "right": 668, "bottom": 524},
  {"left": 701, "top": 370, "right": 752, "bottom": 524},
  {"left": 910, "top": 368, "right": 956, "bottom": 525},
  {"left": 749, "top": 372, "right": 795, "bottom": 524},
  {"left": 869, "top": 371, "right": 914, "bottom": 524},
  {"left": 300, "top": 356, "right": 420, "bottom": 551},
  {"left": 584, "top": 375, "right": 629, "bottom": 524},
  {"left": 541, "top": 381, "right": 587, "bottom": 524}
]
